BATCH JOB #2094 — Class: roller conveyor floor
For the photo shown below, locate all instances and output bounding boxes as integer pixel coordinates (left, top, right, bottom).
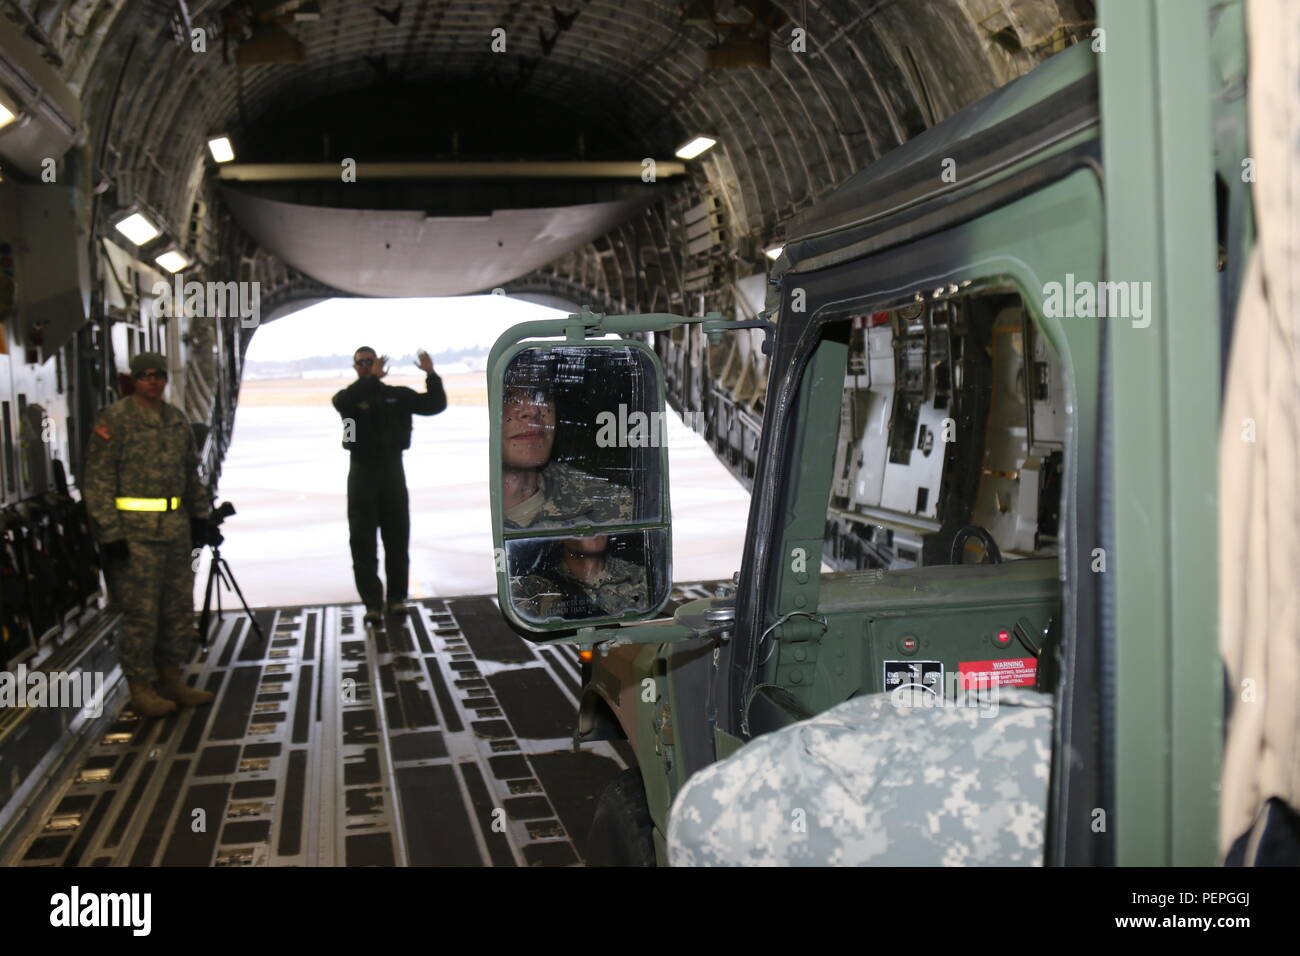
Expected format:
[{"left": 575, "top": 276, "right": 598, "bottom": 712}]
[{"left": 0, "top": 594, "right": 657, "bottom": 867}]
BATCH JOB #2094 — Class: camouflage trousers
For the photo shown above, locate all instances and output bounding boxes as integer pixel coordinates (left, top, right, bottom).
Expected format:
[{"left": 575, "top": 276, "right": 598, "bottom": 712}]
[{"left": 107, "top": 536, "right": 196, "bottom": 684}]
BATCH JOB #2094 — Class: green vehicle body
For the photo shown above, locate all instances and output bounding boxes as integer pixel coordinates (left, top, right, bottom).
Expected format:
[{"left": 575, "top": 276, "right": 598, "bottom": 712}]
[{"left": 489, "top": 0, "right": 1243, "bottom": 866}]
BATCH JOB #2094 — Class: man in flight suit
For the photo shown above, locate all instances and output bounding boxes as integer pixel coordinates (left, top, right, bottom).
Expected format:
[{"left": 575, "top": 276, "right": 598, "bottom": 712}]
[
  {"left": 333, "top": 346, "right": 446, "bottom": 626},
  {"left": 84, "top": 352, "right": 213, "bottom": 718}
]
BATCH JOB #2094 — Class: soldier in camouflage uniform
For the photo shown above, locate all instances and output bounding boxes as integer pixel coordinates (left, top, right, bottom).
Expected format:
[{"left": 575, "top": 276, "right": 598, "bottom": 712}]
[
  {"left": 84, "top": 352, "right": 213, "bottom": 719},
  {"left": 666, "top": 687, "right": 1053, "bottom": 866},
  {"left": 501, "top": 380, "right": 633, "bottom": 531},
  {"left": 510, "top": 534, "right": 649, "bottom": 621}
]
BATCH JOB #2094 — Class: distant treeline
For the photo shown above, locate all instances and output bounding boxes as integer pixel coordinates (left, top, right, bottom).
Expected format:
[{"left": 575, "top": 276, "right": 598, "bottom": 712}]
[{"left": 246, "top": 345, "right": 487, "bottom": 375}]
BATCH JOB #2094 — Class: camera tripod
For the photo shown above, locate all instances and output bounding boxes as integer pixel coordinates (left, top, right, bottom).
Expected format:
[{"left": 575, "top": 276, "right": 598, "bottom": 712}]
[{"left": 198, "top": 539, "right": 265, "bottom": 648}]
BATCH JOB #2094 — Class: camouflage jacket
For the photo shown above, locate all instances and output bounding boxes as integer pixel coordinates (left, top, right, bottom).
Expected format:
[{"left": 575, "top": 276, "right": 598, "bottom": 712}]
[
  {"left": 503, "top": 461, "right": 634, "bottom": 531},
  {"left": 667, "top": 688, "right": 1053, "bottom": 866},
  {"left": 83, "top": 397, "right": 207, "bottom": 543},
  {"left": 511, "top": 554, "right": 648, "bottom": 621}
]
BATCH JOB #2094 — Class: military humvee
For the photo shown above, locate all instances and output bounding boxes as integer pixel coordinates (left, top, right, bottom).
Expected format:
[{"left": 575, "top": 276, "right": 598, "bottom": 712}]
[{"left": 488, "top": 0, "right": 1242, "bottom": 866}]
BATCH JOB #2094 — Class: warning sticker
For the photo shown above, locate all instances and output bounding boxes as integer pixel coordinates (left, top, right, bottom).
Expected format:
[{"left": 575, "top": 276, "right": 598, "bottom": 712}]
[
  {"left": 959, "top": 658, "right": 1037, "bottom": 688},
  {"left": 883, "top": 660, "right": 944, "bottom": 698}
]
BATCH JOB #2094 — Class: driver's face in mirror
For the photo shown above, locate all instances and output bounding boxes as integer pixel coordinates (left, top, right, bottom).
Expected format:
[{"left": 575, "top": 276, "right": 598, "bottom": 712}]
[
  {"left": 558, "top": 533, "right": 610, "bottom": 584},
  {"left": 509, "top": 531, "right": 655, "bottom": 623},
  {"left": 502, "top": 387, "right": 556, "bottom": 470},
  {"left": 563, "top": 533, "right": 608, "bottom": 557},
  {"left": 499, "top": 355, "right": 634, "bottom": 531}
]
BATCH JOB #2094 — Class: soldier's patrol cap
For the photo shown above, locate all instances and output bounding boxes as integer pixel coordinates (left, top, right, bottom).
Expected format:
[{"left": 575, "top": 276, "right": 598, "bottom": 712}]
[{"left": 130, "top": 352, "right": 168, "bottom": 377}]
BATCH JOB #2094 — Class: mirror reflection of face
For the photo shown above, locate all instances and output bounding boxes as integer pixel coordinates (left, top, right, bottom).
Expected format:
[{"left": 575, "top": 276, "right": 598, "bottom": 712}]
[
  {"left": 502, "top": 387, "right": 556, "bottom": 469},
  {"left": 508, "top": 530, "right": 655, "bottom": 624},
  {"left": 562, "top": 534, "right": 608, "bottom": 557}
]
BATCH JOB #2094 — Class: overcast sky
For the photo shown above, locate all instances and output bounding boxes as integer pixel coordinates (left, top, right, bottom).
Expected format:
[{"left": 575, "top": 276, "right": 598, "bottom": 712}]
[{"left": 245, "top": 295, "right": 570, "bottom": 362}]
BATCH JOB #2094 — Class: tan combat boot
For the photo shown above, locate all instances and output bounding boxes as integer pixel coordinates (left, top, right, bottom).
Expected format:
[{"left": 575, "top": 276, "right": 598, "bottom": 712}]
[
  {"left": 157, "top": 664, "right": 214, "bottom": 707},
  {"left": 129, "top": 681, "right": 178, "bottom": 718}
]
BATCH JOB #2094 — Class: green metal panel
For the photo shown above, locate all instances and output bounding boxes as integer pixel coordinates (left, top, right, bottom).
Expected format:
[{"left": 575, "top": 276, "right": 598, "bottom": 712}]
[
  {"left": 1098, "top": 0, "right": 1221, "bottom": 865},
  {"left": 813, "top": 559, "right": 1060, "bottom": 706},
  {"left": 627, "top": 643, "right": 671, "bottom": 832},
  {"left": 713, "top": 726, "right": 746, "bottom": 761}
]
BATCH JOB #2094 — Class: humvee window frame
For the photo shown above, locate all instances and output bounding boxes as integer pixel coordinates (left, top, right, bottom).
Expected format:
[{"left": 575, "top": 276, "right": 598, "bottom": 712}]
[{"left": 731, "top": 167, "right": 1107, "bottom": 864}]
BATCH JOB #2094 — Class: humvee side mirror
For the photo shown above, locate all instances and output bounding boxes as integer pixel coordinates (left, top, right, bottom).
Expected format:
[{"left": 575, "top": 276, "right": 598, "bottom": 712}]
[{"left": 490, "top": 337, "right": 673, "bottom": 634}]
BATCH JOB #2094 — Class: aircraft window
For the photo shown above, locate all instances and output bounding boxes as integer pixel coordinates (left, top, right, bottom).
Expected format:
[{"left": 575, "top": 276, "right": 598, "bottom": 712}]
[{"left": 823, "top": 289, "right": 1065, "bottom": 571}]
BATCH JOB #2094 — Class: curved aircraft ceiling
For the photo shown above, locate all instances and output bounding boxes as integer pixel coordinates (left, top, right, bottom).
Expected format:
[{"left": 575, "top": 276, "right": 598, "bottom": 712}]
[{"left": 5, "top": 0, "right": 1094, "bottom": 312}]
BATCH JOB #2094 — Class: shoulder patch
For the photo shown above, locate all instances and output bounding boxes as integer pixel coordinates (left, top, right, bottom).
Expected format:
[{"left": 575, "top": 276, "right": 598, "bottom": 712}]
[{"left": 94, "top": 423, "right": 112, "bottom": 441}]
